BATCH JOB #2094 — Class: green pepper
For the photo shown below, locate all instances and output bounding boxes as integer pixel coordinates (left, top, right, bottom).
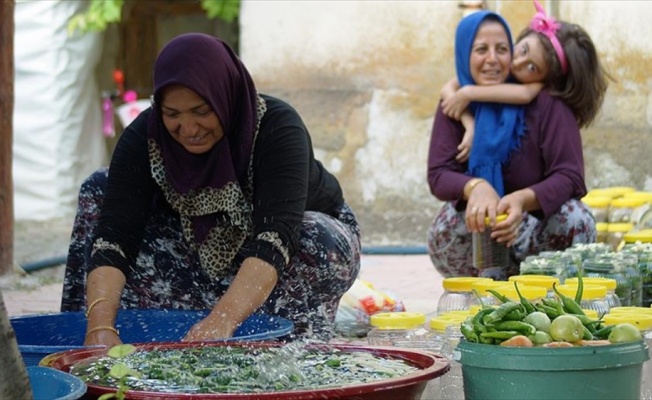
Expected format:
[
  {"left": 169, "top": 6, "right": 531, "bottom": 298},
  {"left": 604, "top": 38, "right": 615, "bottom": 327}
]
[
  {"left": 487, "top": 289, "right": 511, "bottom": 304},
  {"left": 582, "top": 325, "right": 594, "bottom": 340},
  {"left": 513, "top": 282, "right": 536, "bottom": 314},
  {"left": 502, "top": 308, "right": 526, "bottom": 321},
  {"left": 493, "top": 321, "right": 537, "bottom": 336},
  {"left": 480, "top": 330, "right": 520, "bottom": 340},
  {"left": 592, "top": 324, "right": 614, "bottom": 340},
  {"left": 553, "top": 282, "right": 585, "bottom": 316},
  {"left": 535, "top": 303, "right": 559, "bottom": 319},
  {"left": 461, "top": 322, "right": 479, "bottom": 343},
  {"left": 483, "top": 301, "right": 523, "bottom": 325}
]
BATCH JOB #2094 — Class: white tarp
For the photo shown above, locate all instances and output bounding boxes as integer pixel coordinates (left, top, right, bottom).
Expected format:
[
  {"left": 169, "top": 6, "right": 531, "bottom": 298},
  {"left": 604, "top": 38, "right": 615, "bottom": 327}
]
[{"left": 13, "top": 0, "right": 107, "bottom": 221}]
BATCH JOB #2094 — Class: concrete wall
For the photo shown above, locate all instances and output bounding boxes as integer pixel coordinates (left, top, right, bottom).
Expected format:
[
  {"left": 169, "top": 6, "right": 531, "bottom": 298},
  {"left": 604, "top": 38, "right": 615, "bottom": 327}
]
[{"left": 239, "top": 0, "right": 652, "bottom": 247}]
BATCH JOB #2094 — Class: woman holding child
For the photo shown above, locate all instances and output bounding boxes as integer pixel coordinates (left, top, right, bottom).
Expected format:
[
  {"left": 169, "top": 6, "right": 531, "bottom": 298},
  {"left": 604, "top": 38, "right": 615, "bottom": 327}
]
[{"left": 427, "top": 4, "right": 611, "bottom": 278}]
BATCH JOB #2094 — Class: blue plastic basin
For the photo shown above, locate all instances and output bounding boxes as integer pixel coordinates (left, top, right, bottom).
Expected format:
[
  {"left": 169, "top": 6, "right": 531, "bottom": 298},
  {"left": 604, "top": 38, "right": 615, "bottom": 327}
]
[
  {"left": 27, "top": 366, "right": 87, "bottom": 400},
  {"left": 11, "top": 310, "right": 293, "bottom": 366}
]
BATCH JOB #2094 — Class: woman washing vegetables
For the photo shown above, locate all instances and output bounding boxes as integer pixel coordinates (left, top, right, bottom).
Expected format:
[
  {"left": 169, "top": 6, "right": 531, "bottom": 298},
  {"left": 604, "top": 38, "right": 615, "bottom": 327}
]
[{"left": 60, "top": 33, "right": 361, "bottom": 345}]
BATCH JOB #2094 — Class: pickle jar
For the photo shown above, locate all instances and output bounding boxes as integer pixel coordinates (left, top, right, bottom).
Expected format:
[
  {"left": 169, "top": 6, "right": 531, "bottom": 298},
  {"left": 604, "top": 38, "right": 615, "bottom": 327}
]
[
  {"left": 436, "top": 277, "right": 492, "bottom": 316},
  {"left": 472, "top": 214, "right": 511, "bottom": 280},
  {"left": 596, "top": 222, "right": 608, "bottom": 244},
  {"left": 621, "top": 231, "right": 652, "bottom": 308},
  {"left": 606, "top": 222, "right": 634, "bottom": 251},
  {"left": 509, "top": 274, "right": 560, "bottom": 298},
  {"left": 608, "top": 197, "right": 645, "bottom": 224},
  {"left": 556, "top": 284, "right": 610, "bottom": 317},
  {"left": 583, "top": 255, "right": 634, "bottom": 306}
]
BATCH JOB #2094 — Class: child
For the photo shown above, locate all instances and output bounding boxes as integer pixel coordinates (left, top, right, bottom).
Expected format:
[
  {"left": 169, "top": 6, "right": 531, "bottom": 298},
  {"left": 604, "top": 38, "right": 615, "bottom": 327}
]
[{"left": 442, "top": 0, "right": 611, "bottom": 162}]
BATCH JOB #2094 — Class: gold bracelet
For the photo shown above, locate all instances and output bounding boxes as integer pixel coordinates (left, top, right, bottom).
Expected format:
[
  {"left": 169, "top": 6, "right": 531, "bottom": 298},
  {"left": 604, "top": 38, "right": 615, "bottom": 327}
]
[
  {"left": 86, "top": 325, "right": 120, "bottom": 336},
  {"left": 85, "top": 297, "right": 111, "bottom": 318},
  {"left": 464, "top": 178, "right": 486, "bottom": 199}
]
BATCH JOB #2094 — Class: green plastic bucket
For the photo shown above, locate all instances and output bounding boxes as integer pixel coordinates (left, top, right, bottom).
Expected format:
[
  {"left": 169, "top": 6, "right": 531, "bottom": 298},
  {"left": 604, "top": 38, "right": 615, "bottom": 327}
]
[{"left": 457, "top": 340, "right": 649, "bottom": 400}]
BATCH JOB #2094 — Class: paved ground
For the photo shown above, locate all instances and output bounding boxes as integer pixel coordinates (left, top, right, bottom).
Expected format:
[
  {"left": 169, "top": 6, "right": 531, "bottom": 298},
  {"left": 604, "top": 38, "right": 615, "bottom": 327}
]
[{"left": 2, "top": 218, "right": 444, "bottom": 319}]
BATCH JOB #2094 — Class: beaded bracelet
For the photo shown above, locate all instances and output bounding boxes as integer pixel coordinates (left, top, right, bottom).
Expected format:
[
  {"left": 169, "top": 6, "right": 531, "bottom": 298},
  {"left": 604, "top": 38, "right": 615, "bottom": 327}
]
[
  {"left": 86, "top": 326, "right": 120, "bottom": 336},
  {"left": 85, "top": 297, "right": 111, "bottom": 318}
]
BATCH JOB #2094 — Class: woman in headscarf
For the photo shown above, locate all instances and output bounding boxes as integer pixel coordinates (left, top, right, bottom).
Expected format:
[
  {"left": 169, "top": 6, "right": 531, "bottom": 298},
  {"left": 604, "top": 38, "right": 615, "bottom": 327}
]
[
  {"left": 61, "top": 33, "right": 361, "bottom": 344},
  {"left": 427, "top": 11, "right": 596, "bottom": 279}
]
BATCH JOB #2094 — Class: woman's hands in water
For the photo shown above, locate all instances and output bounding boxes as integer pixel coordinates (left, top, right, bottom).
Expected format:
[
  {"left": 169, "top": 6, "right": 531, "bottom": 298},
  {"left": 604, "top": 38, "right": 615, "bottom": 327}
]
[{"left": 183, "top": 312, "right": 238, "bottom": 342}]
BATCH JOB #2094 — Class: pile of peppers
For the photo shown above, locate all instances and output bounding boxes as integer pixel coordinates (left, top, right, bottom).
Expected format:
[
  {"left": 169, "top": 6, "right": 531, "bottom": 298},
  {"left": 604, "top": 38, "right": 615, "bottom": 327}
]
[{"left": 461, "top": 274, "right": 614, "bottom": 345}]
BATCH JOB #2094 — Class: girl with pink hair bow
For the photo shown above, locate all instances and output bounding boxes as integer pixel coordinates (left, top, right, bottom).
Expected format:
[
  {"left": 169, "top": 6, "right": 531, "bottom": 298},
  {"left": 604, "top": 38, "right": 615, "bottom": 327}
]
[{"left": 441, "top": 0, "right": 612, "bottom": 163}]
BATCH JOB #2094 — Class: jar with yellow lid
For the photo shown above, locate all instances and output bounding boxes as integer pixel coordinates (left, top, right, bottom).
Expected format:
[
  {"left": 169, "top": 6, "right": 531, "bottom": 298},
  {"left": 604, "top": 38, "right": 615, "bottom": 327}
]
[
  {"left": 609, "top": 197, "right": 646, "bottom": 224},
  {"left": 472, "top": 214, "right": 511, "bottom": 280},
  {"left": 519, "top": 255, "right": 568, "bottom": 282},
  {"left": 596, "top": 222, "right": 608, "bottom": 244},
  {"left": 582, "top": 309, "right": 599, "bottom": 319},
  {"left": 583, "top": 254, "right": 639, "bottom": 307},
  {"left": 623, "top": 192, "right": 652, "bottom": 228},
  {"left": 468, "top": 280, "right": 512, "bottom": 307},
  {"left": 509, "top": 274, "right": 560, "bottom": 298},
  {"left": 367, "top": 312, "right": 429, "bottom": 347},
  {"left": 565, "top": 242, "right": 612, "bottom": 262},
  {"left": 582, "top": 195, "right": 611, "bottom": 223},
  {"left": 424, "top": 314, "right": 467, "bottom": 400},
  {"left": 602, "top": 313, "right": 652, "bottom": 399},
  {"left": 494, "top": 283, "right": 547, "bottom": 304},
  {"left": 621, "top": 231, "right": 652, "bottom": 308},
  {"left": 556, "top": 284, "right": 610, "bottom": 317},
  {"left": 606, "top": 222, "right": 634, "bottom": 251},
  {"left": 436, "top": 277, "right": 492, "bottom": 316},
  {"left": 609, "top": 306, "right": 652, "bottom": 316},
  {"left": 566, "top": 277, "right": 621, "bottom": 309}
]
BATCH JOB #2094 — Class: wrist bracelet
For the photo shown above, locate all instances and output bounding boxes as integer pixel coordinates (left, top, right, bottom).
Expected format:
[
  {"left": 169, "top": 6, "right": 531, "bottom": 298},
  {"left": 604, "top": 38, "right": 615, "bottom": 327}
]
[
  {"left": 465, "top": 178, "right": 485, "bottom": 198},
  {"left": 85, "top": 297, "right": 111, "bottom": 318},
  {"left": 86, "top": 326, "right": 120, "bottom": 336}
]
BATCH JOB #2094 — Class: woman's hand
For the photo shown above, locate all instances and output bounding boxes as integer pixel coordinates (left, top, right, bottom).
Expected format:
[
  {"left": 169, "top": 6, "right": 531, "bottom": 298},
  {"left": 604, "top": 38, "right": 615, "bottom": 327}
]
[
  {"left": 492, "top": 191, "right": 530, "bottom": 247},
  {"left": 465, "top": 180, "right": 500, "bottom": 233},
  {"left": 183, "top": 312, "right": 237, "bottom": 342}
]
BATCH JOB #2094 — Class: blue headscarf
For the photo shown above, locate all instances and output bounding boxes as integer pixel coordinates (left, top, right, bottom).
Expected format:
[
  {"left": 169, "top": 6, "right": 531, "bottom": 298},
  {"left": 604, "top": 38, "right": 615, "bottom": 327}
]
[{"left": 455, "top": 11, "right": 526, "bottom": 197}]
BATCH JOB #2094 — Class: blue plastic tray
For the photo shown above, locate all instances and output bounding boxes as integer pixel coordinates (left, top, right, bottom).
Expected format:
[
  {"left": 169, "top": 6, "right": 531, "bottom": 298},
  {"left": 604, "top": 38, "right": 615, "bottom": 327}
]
[
  {"left": 11, "top": 310, "right": 293, "bottom": 366},
  {"left": 27, "top": 366, "right": 87, "bottom": 400}
]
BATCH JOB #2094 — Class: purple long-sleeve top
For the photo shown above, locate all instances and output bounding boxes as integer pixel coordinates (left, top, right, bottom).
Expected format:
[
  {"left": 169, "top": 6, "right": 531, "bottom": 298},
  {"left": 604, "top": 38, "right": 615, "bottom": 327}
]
[{"left": 427, "top": 90, "right": 587, "bottom": 219}]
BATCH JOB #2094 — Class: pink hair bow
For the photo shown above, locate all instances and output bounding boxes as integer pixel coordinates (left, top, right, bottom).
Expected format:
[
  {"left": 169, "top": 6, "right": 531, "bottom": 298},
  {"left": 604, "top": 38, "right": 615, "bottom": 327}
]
[{"left": 530, "top": 0, "right": 568, "bottom": 74}]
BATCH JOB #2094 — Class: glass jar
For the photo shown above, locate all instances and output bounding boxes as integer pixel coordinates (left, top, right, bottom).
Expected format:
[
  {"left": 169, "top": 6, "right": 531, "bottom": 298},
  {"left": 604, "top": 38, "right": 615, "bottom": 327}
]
[
  {"left": 367, "top": 312, "right": 428, "bottom": 347},
  {"left": 623, "top": 192, "right": 652, "bottom": 229},
  {"left": 565, "top": 277, "right": 621, "bottom": 309},
  {"left": 556, "top": 284, "right": 610, "bottom": 317},
  {"left": 472, "top": 214, "right": 510, "bottom": 280},
  {"left": 583, "top": 255, "right": 633, "bottom": 306},
  {"left": 606, "top": 222, "right": 634, "bottom": 251},
  {"left": 494, "top": 283, "right": 547, "bottom": 304},
  {"left": 640, "top": 209, "right": 652, "bottom": 230},
  {"left": 602, "top": 313, "right": 652, "bottom": 400},
  {"left": 423, "top": 315, "right": 467, "bottom": 400},
  {"left": 582, "top": 195, "right": 611, "bottom": 223},
  {"left": 468, "top": 280, "right": 512, "bottom": 307},
  {"left": 565, "top": 242, "right": 612, "bottom": 264},
  {"left": 621, "top": 232, "right": 652, "bottom": 308},
  {"left": 519, "top": 256, "right": 567, "bottom": 282},
  {"left": 440, "top": 323, "right": 465, "bottom": 400},
  {"left": 509, "top": 274, "right": 560, "bottom": 298},
  {"left": 436, "top": 277, "right": 492, "bottom": 316},
  {"left": 608, "top": 197, "right": 645, "bottom": 224}
]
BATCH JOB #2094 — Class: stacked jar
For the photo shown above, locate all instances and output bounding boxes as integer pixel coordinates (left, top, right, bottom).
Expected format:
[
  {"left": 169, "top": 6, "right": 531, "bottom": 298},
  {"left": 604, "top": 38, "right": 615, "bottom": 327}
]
[
  {"left": 439, "top": 319, "right": 465, "bottom": 400},
  {"left": 581, "top": 194, "right": 611, "bottom": 223},
  {"left": 519, "top": 256, "right": 568, "bottom": 282},
  {"left": 367, "top": 312, "right": 430, "bottom": 347},
  {"left": 621, "top": 232, "right": 652, "bottom": 308},
  {"left": 583, "top": 254, "right": 635, "bottom": 306},
  {"left": 493, "top": 283, "right": 547, "bottom": 305},
  {"left": 622, "top": 191, "right": 652, "bottom": 229},
  {"left": 566, "top": 277, "right": 621, "bottom": 309},
  {"left": 436, "top": 277, "right": 493, "bottom": 316},
  {"left": 556, "top": 284, "right": 610, "bottom": 318},
  {"left": 509, "top": 274, "right": 560, "bottom": 298},
  {"left": 427, "top": 315, "right": 468, "bottom": 400},
  {"left": 468, "top": 280, "right": 512, "bottom": 307},
  {"left": 609, "top": 197, "right": 645, "bottom": 224},
  {"left": 596, "top": 222, "right": 609, "bottom": 245},
  {"left": 602, "top": 312, "right": 652, "bottom": 400},
  {"left": 606, "top": 222, "right": 634, "bottom": 251}
]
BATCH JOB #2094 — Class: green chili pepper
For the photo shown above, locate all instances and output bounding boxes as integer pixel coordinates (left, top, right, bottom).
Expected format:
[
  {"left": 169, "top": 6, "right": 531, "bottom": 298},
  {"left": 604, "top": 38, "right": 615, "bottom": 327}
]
[
  {"left": 592, "top": 324, "right": 614, "bottom": 339},
  {"left": 486, "top": 289, "right": 511, "bottom": 304},
  {"left": 480, "top": 330, "right": 520, "bottom": 340},
  {"left": 513, "top": 282, "right": 536, "bottom": 314},
  {"left": 582, "top": 325, "right": 594, "bottom": 341},
  {"left": 502, "top": 308, "right": 526, "bottom": 321},
  {"left": 461, "top": 322, "right": 479, "bottom": 343},
  {"left": 570, "top": 314, "right": 602, "bottom": 334},
  {"left": 535, "top": 303, "right": 559, "bottom": 319},
  {"left": 553, "top": 282, "right": 585, "bottom": 316},
  {"left": 575, "top": 269, "right": 584, "bottom": 304},
  {"left": 483, "top": 301, "right": 522, "bottom": 325},
  {"left": 493, "top": 321, "right": 537, "bottom": 336},
  {"left": 472, "top": 308, "right": 493, "bottom": 334}
]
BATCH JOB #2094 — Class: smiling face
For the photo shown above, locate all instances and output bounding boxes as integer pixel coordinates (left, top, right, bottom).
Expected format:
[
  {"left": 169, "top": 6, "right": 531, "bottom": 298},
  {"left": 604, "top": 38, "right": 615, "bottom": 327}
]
[
  {"left": 160, "top": 85, "right": 225, "bottom": 154},
  {"left": 469, "top": 20, "right": 512, "bottom": 86},
  {"left": 511, "top": 33, "right": 550, "bottom": 84}
]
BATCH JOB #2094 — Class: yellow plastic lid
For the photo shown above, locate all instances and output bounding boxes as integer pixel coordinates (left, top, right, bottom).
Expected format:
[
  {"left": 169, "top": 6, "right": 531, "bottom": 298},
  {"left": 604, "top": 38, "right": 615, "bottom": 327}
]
[
  {"left": 369, "top": 312, "right": 426, "bottom": 329},
  {"left": 585, "top": 188, "right": 619, "bottom": 198},
  {"left": 495, "top": 284, "right": 547, "bottom": 301},
  {"left": 582, "top": 309, "right": 599, "bottom": 319},
  {"left": 582, "top": 196, "right": 612, "bottom": 208},
  {"left": 438, "top": 310, "right": 472, "bottom": 318},
  {"left": 470, "top": 280, "right": 511, "bottom": 296},
  {"left": 565, "top": 277, "right": 617, "bottom": 290},
  {"left": 596, "top": 222, "right": 608, "bottom": 232},
  {"left": 442, "top": 277, "right": 493, "bottom": 292},
  {"left": 610, "top": 197, "right": 646, "bottom": 208},
  {"left": 607, "top": 223, "right": 634, "bottom": 233},
  {"left": 602, "top": 313, "right": 652, "bottom": 331},
  {"left": 508, "top": 275, "right": 560, "bottom": 290},
  {"left": 429, "top": 315, "right": 468, "bottom": 332},
  {"left": 623, "top": 191, "right": 652, "bottom": 203},
  {"left": 606, "top": 186, "right": 637, "bottom": 197},
  {"left": 609, "top": 307, "right": 652, "bottom": 316},
  {"left": 483, "top": 214, "right": 508, "bottom": 226},
  {"left": 556, "top": 284, "right": 607, "bottom": 300},
  {"left": 623, "top": 230, "right": 652, "bottom": 244}
]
